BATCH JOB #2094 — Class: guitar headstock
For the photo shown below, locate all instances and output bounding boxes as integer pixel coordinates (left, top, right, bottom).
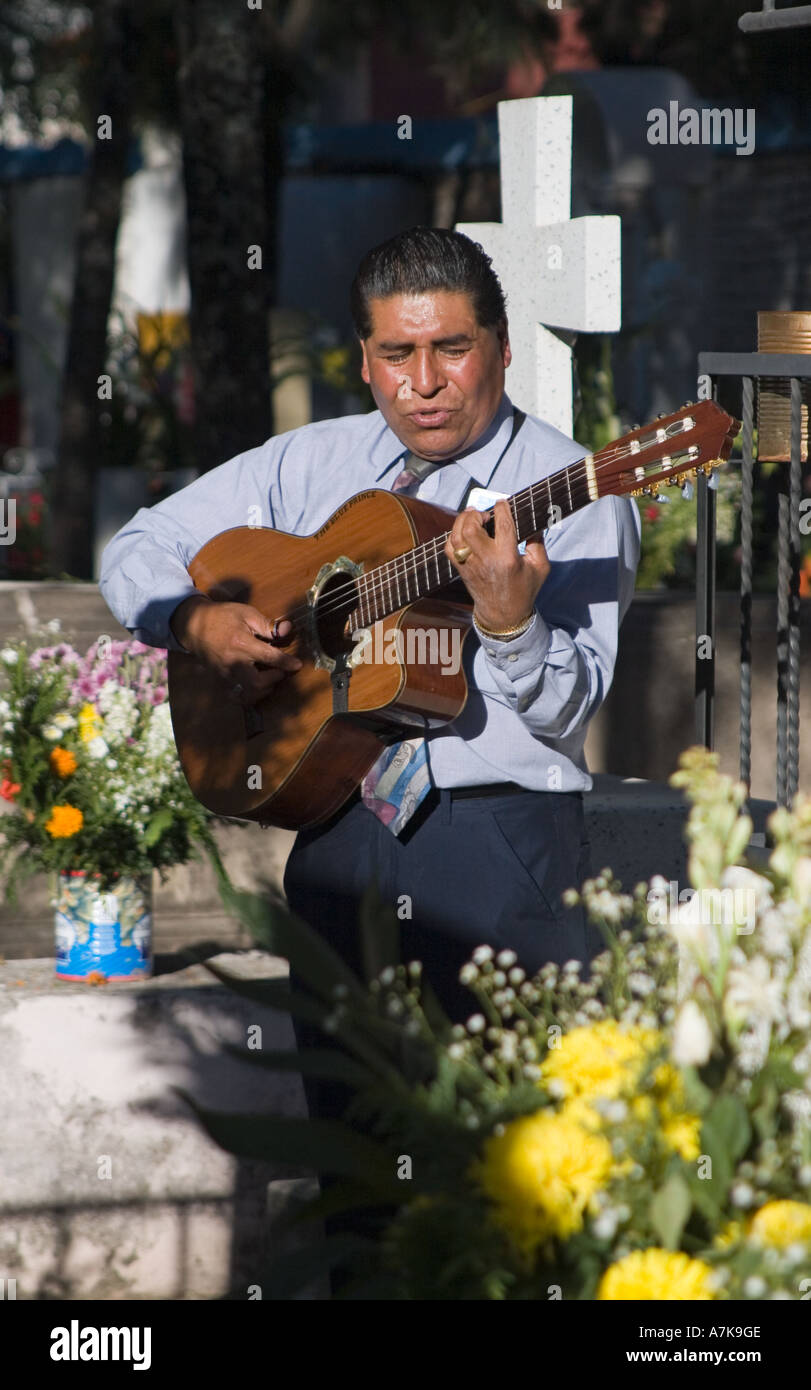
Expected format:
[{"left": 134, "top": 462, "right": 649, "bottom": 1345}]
[{"left": 593, "top": 401, "right": 740, "bottom": 500}]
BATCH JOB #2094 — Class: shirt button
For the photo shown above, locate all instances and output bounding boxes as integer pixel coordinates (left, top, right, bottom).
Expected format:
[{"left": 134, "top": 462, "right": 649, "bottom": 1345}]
[{"left": 507, "top": 653, "right": 519, "bottom": 662}]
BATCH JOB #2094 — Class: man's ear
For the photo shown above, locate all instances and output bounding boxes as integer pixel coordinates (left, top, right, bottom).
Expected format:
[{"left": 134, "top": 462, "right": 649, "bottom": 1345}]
[
  {"left": 359, "top": 338, "right": 371, "bottom": 384},
  {"left": 498, "top": 319, "right": 512, "bottom": 370}
]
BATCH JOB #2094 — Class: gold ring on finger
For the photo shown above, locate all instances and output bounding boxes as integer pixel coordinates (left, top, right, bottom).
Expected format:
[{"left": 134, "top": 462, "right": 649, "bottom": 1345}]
[{"left": 453, "top": 546, "right": 472, "bottom": 565}]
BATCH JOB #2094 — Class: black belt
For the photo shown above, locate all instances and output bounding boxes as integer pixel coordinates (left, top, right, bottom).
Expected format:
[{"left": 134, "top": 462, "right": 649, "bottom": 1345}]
[{"left": 449, "top": 782, "right": 528, "bottom": 800}]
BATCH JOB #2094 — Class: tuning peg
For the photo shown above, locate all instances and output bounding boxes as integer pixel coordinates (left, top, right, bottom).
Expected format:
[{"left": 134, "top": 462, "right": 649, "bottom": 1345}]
[
  {"left": 657, "top": 412, "right": 668, "bottom": 419},
  {"left": 707, "top": 470, "right": 718, "bottom": 491},
  {"left": 633, "top": 423, "right": 641, "bottom": 430},
  {"left": 681, "top": 479, "right": 694, "bottom": 501},
  {"left": 656, "top": 492, "right": 671, "bottom": 504}
]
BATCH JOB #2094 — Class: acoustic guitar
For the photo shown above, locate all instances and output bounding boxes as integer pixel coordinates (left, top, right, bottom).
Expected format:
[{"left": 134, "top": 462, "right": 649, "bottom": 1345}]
[{"left": 167, "top": 400, "right": 738, "bottom": 827}]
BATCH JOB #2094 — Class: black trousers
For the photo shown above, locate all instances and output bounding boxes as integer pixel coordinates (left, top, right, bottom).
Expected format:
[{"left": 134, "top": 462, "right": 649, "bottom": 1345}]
[
  {"left": 282, "top": 785, "right": 599, "bottom": 1291},
  {"left": 283, "top": 785, "right": 598, "bottom": 1123}
]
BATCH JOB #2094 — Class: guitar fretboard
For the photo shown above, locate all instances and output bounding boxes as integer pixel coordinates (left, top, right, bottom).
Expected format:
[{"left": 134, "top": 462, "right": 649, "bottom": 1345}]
[{"left": 348, "top": 458, "right": 594, "bottom": 629}]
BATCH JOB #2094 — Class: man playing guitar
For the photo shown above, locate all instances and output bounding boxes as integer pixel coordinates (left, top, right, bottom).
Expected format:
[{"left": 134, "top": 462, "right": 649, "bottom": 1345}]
[{"left": 100, "top": 226, "right": 642, "bottom": 1122}]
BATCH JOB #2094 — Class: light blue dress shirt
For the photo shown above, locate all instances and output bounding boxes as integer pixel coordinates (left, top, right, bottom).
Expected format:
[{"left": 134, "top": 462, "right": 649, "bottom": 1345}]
[{"left": 99, "top": 392, "right": 641, "bottom": 793}]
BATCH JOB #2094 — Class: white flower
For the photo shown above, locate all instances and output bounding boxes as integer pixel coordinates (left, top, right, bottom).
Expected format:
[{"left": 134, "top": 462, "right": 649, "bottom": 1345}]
[
  {"left": 759, "top": 905, "right": 796, "bottom": 960},
  {"left": 588, "top": 889, "right": 625, "bottom": 924},
  {"left": 86, "top": 736, "right": 110, "bottom": 760},
  {"left": 496, "top": 949, "right": 517, "bottom": 969},
  {"left": 472, "top": 946, "right": 493, "bottom": 965},
  {"left": 466, "top": 1014, "right": 486, "bottom": 1034},
  {"left": 0, "top": 648, "right": 18, "bottom": 666},
  {"left": 720, "top": 864, "right": 773, "bottom": 913},
  {"left": 744, "top": 1276, "right": 766, "bottom": 1298},
  {"left": 592, "top": 1209, "right": 621, "bottom": 1241},
  {"left": 671, "top": 1000, "right": 713, "bottom": 1066},
  {"left": 42, "top": 723, "right": 62, "bottom": 741},
  {"left": 793, "top": 858, "right": 811, "bottom": 903},
  {"left": 97, "top": 682, "right": 138, "bottom": 742},
  {"left": 724, "top": 956, "right": 783, "bottom": 1028},
  {"left": 143, "top": 702, "right": 174, "bottom": 760},
  {"left": 731, "top": 1182, "right": 756, "bottom": 1208},
  {"left": 53, "top": 712, "right": 76, "bottom": 731}
]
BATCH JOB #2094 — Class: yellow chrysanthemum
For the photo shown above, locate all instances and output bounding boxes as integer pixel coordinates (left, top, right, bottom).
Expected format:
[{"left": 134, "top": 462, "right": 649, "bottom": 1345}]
[
  {"left": 714, "top": 1220, "right": 744, "bottom": 1249},
  {"left": 470, "top": 1106, "right": 613, "bottom": 1255},
  {"left": 661, "top": 1113, "right": 702, "bottom": 1161},
  {"left": 597, "top": 1248, "right": 716, "bottom": 1300},
  {"left": 44, "top": 804, "right": 84, "bottom": 838},
  {"left": 748, "top": 1201, "right": 811, "bottom": 1249},
  {"left": 78, "top": 703, "right": 102, "bottom": 743},
  {"left": 541, "top": 1020, "right": 662, "bottom": 1103},
  {"left": 49, "top": 746, "right": 77, "bottom": 778}
]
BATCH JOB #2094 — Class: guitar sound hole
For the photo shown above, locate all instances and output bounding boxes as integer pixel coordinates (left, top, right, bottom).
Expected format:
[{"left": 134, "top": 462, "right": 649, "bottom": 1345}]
[{"left": 314, "top": 572, "right": 359, "bottom": 661}]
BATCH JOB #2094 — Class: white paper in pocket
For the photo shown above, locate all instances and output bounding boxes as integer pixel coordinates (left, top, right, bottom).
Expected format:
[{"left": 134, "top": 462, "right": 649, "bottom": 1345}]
[{"left": 466, "top": 486, "right": 527, "bottom": 555}]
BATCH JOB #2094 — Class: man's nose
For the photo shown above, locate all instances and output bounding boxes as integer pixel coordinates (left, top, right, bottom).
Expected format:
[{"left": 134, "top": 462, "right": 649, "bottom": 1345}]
[{"left": 411, "top": 350, "right": 446, "bottom": 396}]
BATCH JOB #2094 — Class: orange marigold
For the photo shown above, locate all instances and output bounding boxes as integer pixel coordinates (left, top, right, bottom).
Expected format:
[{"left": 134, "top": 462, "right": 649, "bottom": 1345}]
[
  {"left": 49, "top": 747, "right": 77, "bottom": 778},
  {"left": 45, "top": 804, "right": 84, "bottom": 838}
]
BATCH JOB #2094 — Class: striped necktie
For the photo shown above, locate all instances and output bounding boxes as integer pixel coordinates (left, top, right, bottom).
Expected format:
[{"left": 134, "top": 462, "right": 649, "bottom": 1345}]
[{"left": 359, "top": 453, "right": 436, "bottom": 833}]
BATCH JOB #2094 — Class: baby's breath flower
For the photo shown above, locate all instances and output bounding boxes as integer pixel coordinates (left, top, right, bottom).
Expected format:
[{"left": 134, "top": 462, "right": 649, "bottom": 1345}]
[
  {"left": 466, "top": 1014, "right": 486, "bottom": 1034},
  {"left": 472, "top": 946, "right": 493, "bottom": 966}
]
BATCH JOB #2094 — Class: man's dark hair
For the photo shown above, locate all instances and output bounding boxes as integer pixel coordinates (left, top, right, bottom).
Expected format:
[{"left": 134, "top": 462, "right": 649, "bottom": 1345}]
[{"left": 350, "top": 227, "right": 507, "bottom": 340}]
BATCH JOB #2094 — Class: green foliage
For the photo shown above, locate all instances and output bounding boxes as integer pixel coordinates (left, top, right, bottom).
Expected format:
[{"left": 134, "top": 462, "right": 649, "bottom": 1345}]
[{"left": 194, "top": 746, "right": 811, "bottom": 1299}]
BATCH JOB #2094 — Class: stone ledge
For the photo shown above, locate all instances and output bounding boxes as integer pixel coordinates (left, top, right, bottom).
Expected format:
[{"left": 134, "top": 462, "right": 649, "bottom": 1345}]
[{"left": 0, "top": 950, "right": 313, "bottom": 1300}]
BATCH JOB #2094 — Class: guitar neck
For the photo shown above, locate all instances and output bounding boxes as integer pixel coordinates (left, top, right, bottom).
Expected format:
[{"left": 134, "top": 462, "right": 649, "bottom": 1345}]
[{"left": 350, "top": 456, "right": 595, "bottom": 630}]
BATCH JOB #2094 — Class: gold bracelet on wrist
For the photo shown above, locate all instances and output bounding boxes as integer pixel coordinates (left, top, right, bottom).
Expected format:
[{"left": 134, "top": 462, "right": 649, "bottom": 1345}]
[{"left": 474, "top": 611, "right": 535, "bottom": 640}]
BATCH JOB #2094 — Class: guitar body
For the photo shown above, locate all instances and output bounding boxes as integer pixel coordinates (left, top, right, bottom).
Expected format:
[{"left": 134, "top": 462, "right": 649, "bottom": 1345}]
[{"left": 167, "top": 489, "right": 474, "bottom": 828}]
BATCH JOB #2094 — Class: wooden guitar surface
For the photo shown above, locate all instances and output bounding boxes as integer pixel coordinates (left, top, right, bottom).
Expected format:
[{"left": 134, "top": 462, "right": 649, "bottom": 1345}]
[{"left": 167, "top": 489, "right": 473, "bottom": 827}]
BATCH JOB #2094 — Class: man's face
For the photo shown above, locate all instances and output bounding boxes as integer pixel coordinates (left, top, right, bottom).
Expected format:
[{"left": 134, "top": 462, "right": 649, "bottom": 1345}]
[{"left": 359, "top": 290, "right": 511, "bottom": 462}]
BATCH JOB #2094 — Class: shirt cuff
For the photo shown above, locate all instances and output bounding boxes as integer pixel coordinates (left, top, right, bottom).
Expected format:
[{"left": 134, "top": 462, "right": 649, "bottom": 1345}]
[
  {"left": 473, "top": 610, "right": 552, "bottom": 676},
  {"left": 142, "top": 589, "right": 203, "bottom": 653}
]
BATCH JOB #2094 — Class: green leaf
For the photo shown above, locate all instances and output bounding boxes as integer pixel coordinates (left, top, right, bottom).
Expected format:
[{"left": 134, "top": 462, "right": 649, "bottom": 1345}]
[
  {"left": 217, "top": 880, "right": 369, "bottom": 1006},
  {"left": 686, "top": 1165, "right": 722, "bottom": 1224},
  {"left": 703, "top": 1094, "right": 751, "bottom": 1164},
  {"left": 650, "top": 1173, "right": 692, "bottom": 1250},
  {"left": 196, "top": 962, "right": 330, "bottom": 1027},
  {"left": 178, "top": 1096, "right": 395, "bottom": 1183},
  {"left": 258, "top": 1232, "right": 379, "bottom": 1300},
  {"left": 222, "top": 1042, "right": 372, "bottom": 1089},
  {"left": 143, "top": 806, "right": 174, "bottom": 847}
]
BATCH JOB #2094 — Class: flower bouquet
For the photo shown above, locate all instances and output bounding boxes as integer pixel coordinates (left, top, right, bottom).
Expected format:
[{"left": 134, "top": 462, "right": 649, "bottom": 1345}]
[
  {"left": 192, "top": 748, "right": 811, "bottom": 1300},
  {"left": 0, "top": 627, "right": 226, "bottom": 979}
]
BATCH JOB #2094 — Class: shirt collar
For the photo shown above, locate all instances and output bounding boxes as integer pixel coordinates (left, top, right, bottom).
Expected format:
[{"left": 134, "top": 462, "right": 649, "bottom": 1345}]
[{"left": 371, "top": 392, "right": 517, "bottom": 490}]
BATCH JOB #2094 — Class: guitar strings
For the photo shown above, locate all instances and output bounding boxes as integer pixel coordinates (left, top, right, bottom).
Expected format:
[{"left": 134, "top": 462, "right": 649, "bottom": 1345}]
[
  {"left": 270, "top": 438, "right": 715, "bottom": 632},
  {"left": 247, "top": 427, "right": 723, "bottom": 634}
]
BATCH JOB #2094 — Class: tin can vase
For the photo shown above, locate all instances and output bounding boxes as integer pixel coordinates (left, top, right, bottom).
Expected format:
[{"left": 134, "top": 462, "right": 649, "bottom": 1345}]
[{"left": 54, "top": 870, "right": 153, "bottom": 982}]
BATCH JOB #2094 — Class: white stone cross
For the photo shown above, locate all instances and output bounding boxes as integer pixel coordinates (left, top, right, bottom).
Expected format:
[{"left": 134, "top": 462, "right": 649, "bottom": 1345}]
[{"left": 457, "top": 95, "right": 621, "bottom": 436}]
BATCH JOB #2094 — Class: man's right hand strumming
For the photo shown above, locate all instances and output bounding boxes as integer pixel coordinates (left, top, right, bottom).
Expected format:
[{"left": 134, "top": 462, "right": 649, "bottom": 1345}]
[{"left": 170, "top": 595, "right": 302, "bottom": 704}]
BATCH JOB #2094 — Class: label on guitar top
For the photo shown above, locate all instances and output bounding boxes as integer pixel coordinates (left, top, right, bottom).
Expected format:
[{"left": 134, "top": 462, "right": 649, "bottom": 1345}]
[{"left": 466, "top": 487, "right": 527, "bottom": 554}]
